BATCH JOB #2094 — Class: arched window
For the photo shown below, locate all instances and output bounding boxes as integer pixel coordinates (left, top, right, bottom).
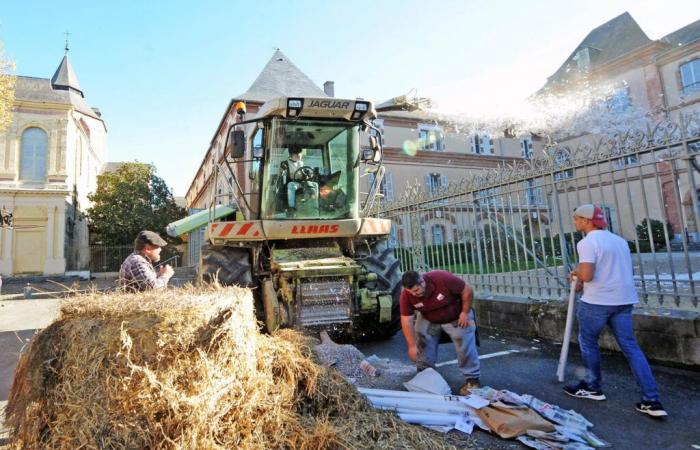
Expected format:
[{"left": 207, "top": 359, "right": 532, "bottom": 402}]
[{"left": 20, "top": 127, "right": 48, "bottom": 181}]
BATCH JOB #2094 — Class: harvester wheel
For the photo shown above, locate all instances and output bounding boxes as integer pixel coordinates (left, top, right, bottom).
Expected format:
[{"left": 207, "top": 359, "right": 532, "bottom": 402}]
[
  {"left": 357, "top": 239, "right": 402, "bottom": 340},
  {"left": 199, "top": 245, "right": 253, "bottom": 286}
]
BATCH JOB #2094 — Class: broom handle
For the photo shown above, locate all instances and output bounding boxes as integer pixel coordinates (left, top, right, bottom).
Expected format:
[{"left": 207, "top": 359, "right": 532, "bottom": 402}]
[{"left": 556, "top": 277, "right": 578, "bottom": 382}]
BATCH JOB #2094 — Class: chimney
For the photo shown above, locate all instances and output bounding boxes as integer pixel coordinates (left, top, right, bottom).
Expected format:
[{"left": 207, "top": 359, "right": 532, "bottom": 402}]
[{"left": 323, "top": 81, "right": 335, "bottom": 97}]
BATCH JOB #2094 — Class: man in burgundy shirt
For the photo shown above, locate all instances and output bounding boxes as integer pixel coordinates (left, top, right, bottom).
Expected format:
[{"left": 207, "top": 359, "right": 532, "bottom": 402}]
[{"left": 400, "top": 270, "right": 481, "bottom": 394}]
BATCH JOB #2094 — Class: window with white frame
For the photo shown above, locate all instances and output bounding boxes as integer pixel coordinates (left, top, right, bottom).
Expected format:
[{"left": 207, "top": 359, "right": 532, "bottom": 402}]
[
  {"left": 680, "top": 59, "right": 700, "bottom": 94},
  {"left": 524, "top": 179, "right": 544, "bottom": 205},
  {"left": 476, "top": 187, "right": 498, "bottom": 206},
  {"left": 612, "top": 154, "right": 639, "bottom": 169},
  {"left": 520, "top": 137, "right": 534, "bottom": 158},
  {"left": 607, "top": 87, "right": 631, "bottom": 113},
  {"left": 601, "top": 205, "right": 615, "bottom": 233},
  {"left": 471, "top": 134, "right": 494, "bottom": 155},
  {"left": 553, "top": 152, "right": 573, "bottom": 180},
  {"left": 425, "top": 172, "right": 447, "bottom": 195},
  {"left": 418, "top": 124, "right": 444, "bottom": 151},
  {"left": 20, "top": 127, "right": 48, "bottom": 182},
  {"left": 367, "top": 171, "right": 394, "bottom": 202},
  {"left": 431, "top": 224, "right": 445, "bottom": 245}
]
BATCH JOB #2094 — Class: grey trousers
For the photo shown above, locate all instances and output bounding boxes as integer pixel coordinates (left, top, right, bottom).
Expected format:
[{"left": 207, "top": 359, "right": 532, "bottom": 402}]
[{"left": 414, "top": 309, "right": 480, "bottom": 379}]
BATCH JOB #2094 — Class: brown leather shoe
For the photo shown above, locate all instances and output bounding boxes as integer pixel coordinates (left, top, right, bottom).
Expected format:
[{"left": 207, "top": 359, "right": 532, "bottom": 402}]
[{"left": 459, "top": 378, "right": 481, "bottom": 395}]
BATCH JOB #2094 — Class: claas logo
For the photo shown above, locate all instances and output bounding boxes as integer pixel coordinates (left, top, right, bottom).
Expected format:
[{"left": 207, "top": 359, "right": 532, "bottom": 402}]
[{"left": 291, "top": 224, "right": 340, "bottom": 234}]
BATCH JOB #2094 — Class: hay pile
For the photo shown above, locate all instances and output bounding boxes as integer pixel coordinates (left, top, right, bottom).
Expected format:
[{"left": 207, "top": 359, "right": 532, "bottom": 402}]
[{"left": 5, "top": 286, "right": 469, "bottom": 449}]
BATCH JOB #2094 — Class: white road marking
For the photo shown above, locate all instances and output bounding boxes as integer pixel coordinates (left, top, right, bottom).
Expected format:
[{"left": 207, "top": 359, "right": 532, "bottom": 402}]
[{"left": 435, "top": 349, "right": 521, "bottom": 367}]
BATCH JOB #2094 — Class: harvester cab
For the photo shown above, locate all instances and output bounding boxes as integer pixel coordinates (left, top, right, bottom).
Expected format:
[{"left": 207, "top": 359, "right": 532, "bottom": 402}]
[{"left": 170, "top": 94, "right": 426, "bottom": 339}]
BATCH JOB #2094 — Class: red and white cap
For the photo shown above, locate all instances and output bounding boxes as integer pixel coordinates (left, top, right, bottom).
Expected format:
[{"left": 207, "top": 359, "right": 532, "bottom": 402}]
[{"left": 573, "top": 204, "right": 608, "bottom": 229}]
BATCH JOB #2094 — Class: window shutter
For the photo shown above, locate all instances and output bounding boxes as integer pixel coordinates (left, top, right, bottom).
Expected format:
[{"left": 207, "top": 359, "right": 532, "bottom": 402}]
[
  {"left": 386, "top": 172, "right": 394, "bottom": 201},
  {"left": 424, "top": 174, "right": 431, "bottom": 193},
  {"left": 440, "top": 174, "right": 447, "bottom": 192}
]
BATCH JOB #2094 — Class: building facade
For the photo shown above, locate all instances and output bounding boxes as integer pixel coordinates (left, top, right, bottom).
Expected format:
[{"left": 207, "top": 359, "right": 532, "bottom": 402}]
[
  {"left": 536, "top": 13, "right": 700, "bottom": 241},
  {"left": 185, "top": 50, "right": 540, "bottom": 249},
  {"left": 0, "top": 51, "right": 107, "bottom": 275}
]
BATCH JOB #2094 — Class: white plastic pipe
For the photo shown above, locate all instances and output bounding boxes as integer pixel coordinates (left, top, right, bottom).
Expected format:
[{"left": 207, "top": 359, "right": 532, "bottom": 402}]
[
  {"left": 557, "top": 277, "right": 578, "bottom": 382},
  {"left": 358, "top": 387, "right": 459, "bottom": 401},
  {"left": 367, "top": 396, "right": 469, "bottom": 415}
]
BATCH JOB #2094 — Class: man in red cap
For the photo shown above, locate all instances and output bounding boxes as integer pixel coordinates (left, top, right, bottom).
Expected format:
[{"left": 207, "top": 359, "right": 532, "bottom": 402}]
[
  {"left": 118, "top": 230, "right": 174, "bottom": 292},
  {"left": 564, "top": 204, "right": 666, "bottom": 417}
]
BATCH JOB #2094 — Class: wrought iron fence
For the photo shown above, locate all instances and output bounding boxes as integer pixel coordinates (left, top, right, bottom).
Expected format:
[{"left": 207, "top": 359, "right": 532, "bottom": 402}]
[{"left": 376, "top": 113, "right": 700, "bottom": 309}]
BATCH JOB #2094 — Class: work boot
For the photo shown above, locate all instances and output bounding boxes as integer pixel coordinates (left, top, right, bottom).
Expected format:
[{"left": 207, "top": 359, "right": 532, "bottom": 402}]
[{"left": 459, "top": 378, "right": 481, "bottom": 395}]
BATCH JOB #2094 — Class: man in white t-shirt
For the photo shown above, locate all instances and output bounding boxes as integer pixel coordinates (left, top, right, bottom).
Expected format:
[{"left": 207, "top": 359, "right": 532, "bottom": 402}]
[{"left": 563, "top": 204, "right": 666, "bottom": 418}]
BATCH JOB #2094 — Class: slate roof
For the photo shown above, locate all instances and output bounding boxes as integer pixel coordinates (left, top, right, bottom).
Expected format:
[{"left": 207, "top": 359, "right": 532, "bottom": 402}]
[
  {"left": 234, "top": 49, "right": 327, "bottom": 102},
  {"left": 544, "top": 12, "right": 651, "bottom": 89},
  {"left": 15, "top": 52, "right": 104, "bottom": 123},
  {"left": 661, "top": 19, "right": 700, "bottom": 46},
  {"left": 51, "top": 55, "right": 83, "bottom": 97},
  {"left": 15, "top": 76, "right": 102, "bottom": 121}
]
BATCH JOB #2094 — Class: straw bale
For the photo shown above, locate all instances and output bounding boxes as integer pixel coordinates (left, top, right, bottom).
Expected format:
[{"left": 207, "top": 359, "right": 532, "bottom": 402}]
[{"left": 5, "top": 286, "right": 470, "bottom": 449}]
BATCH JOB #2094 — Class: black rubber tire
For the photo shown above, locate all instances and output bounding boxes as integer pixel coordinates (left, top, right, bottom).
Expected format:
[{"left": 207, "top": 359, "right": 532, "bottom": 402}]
[
  {"left": 199, "top": 245, "right": 252, "bottom": 286},
  {"left": 357, "top": 239, "right": 403, "bottom": 340}
]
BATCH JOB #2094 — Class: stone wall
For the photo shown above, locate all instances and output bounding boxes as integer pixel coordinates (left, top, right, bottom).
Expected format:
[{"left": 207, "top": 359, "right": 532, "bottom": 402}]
[{"left": 474, "top": 296, "right": 700, "bottom": 368}]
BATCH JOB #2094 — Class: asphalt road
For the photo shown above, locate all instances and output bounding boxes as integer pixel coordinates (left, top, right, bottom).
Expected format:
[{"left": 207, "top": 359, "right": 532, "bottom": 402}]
[
  {"left": 356, "top": 328, "right": 700, "bottom": 450},
  {"left": 2, "top": 298, "right": 698, "bottom": 449}
]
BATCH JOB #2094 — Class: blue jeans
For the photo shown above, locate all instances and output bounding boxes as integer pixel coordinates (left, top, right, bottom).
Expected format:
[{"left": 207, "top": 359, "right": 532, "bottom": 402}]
[
  {"left": 577, "top": 301, "right": 660, "bottom": 401},
  {"left": 414, "top": 310, "right": 480, "bottom": 379}
]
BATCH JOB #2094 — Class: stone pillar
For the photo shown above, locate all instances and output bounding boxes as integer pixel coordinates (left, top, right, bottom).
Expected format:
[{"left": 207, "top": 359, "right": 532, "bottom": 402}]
[
  {"left": 46, "top": 206, "right": 55, "bottom": 259},
  {"left": 55, "top": 206, "right": 66, "bottom": 260},
  {"left": 0, "top": 226, "right": 13, "bottom": 274},
  {"left": 43, "top": 204, "right": 65, "bottom": 274}
]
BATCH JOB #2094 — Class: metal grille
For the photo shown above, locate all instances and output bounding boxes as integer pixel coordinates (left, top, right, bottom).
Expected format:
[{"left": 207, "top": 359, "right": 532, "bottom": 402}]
[
  {"left": 298, "top": 278, "right": 352, "bottom": 326},
  {"left": 376, "top": 114, "right": 700, "bottom": 309}
]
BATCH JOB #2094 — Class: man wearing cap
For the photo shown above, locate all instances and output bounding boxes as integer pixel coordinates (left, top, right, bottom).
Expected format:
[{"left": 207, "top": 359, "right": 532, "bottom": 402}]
[
  {"left": 399, "top": 270, "right": 481, "bottom": 395},
  {"left": 118, "top": 230, "right": 175, "bottom": 292},
  {"left": 564, "top": 204, "right": 666, "bottom": 417}
]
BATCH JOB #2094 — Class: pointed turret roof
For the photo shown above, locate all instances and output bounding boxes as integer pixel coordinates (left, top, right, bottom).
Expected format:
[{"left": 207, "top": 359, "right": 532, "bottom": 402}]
[
  {"left": 235, "top": 49, "right": 327, "bottom": 102},
  {"left": 15, "top": 52, "right": 103, "bottom": 125},
  {"left": 51, "top": 54, "right": 84, "bottom": 97}
]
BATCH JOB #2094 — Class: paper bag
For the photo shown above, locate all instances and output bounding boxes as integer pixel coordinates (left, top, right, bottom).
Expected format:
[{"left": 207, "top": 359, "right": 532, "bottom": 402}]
[{"left": 475, "top": 401, "right": 555, "bottom": 439}]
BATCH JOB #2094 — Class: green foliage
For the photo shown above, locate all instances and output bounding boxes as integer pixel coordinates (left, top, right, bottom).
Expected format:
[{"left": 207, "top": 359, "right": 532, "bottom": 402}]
[
  {"left": 87, "top": 163, "right": 187, "bottom": 245},
  {"left": 635, "top": 218, "right": 672, "bottom": 250},
  {"left": 0, "top": 42, "right": 16, "bottom": 133},
  {"left": 629, "top": 240, "right": 653, "bottom": 253}
]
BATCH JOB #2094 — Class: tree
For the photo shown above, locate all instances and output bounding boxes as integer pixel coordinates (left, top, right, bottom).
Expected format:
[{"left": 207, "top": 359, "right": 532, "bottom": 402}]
[
  {"left": 635, "top": 218, "right": 673, "bottom": 250},
  {"left": 87, "top": 163, "right": 187, "bottom": 245},
  {"left": 0, "top": 42, "right": 16, "bottom": 133}
]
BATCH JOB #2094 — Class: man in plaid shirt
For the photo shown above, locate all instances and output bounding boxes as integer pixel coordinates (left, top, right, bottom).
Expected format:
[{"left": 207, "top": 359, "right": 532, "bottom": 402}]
[{"left": 118, "top": 230, "right": 174, "bottom": 292}]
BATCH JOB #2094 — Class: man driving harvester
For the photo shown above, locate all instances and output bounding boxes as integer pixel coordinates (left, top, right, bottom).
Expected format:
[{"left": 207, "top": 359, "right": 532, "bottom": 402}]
[{"left": 279, "top": 145, "right": 318, "bottom": 215}]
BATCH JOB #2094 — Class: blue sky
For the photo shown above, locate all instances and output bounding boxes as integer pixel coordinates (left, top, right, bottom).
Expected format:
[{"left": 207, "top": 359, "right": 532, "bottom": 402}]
[{"left": 0, "top": 0, "right": 696, "bottom": 196}]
